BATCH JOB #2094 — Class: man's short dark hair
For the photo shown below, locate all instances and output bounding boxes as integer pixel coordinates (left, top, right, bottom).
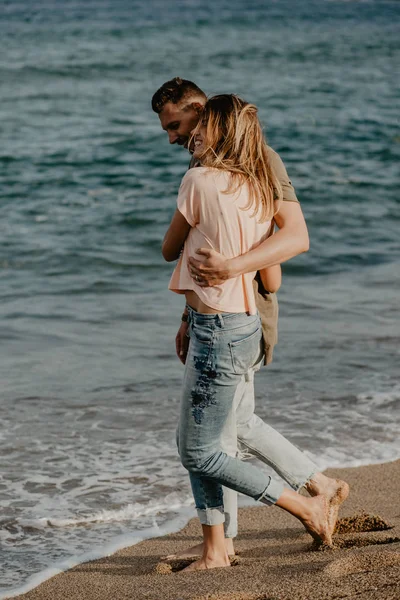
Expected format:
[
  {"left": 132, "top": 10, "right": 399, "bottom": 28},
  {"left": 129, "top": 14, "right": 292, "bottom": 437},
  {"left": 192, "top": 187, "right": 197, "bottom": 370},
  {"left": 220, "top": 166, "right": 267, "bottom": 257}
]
[{"left": 151, "top": 77, "right": 206, "bottom": 114}]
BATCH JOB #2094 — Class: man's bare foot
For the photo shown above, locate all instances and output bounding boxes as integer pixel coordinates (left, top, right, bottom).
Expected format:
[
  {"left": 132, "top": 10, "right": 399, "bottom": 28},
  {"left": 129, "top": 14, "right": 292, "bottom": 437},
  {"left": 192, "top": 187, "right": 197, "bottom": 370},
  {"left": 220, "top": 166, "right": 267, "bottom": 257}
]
[
  {"left": 162, "top": 538, "right": 235, "bottom": 561},
  {"left": 306, "top": 475, "right": 349, "bottom": 536},
  {"left": 327, "top": 480, "right": 350, "bottom": 536},
  {"left": 300, "top": 495, "right": 332, "bottom": 547},
  {"left": 181, "top": 554, "right": 231, "bottom": 572}
]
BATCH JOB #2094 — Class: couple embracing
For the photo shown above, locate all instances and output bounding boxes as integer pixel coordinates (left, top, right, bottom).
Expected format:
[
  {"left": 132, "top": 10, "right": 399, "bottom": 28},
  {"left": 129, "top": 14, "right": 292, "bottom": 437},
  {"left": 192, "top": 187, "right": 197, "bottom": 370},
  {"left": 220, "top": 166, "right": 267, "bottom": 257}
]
[{"left": 151, "top": 78, "right": 349, "bottom": 572}]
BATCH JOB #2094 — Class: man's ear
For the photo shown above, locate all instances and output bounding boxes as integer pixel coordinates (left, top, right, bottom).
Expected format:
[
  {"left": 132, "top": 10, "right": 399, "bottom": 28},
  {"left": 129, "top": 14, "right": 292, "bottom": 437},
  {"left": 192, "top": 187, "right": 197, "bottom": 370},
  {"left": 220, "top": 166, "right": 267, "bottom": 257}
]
[{"left": 190, "top": 101, "right": 205, "bottom": 116}]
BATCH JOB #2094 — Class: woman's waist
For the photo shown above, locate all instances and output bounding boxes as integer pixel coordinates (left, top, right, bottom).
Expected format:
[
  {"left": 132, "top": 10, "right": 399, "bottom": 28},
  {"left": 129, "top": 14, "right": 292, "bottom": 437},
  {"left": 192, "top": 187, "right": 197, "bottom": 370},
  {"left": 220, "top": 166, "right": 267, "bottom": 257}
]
[
  {"left": 186, "top": 301, "right": 259, "bottom": 329},
  {"left": 184, "top": 276, "right": 257, "bottom": 313},
  {"left": 185, "top": 290, "right": 221, "bottom": 314}
]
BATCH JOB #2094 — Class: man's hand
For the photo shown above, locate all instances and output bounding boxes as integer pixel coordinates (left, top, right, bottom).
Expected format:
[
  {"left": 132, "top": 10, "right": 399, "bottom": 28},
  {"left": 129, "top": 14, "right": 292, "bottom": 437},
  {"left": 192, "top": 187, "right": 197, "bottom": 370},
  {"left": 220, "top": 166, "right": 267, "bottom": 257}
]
[
  {"left": 189, "top": 204, "right": 308, "bottom": 283},
  {"left": 176, "top": 321, "right": 190, "bottom": 364},
  {"left": 188, "top": 248, "right": 233, "bottom": 287}
]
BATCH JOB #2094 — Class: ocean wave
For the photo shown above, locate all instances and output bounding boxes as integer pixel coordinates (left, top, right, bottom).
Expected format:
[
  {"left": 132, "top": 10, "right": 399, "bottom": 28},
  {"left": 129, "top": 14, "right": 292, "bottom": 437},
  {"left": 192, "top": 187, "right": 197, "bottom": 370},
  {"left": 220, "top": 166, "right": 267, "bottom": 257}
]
[
  {"left": 308, "top": 443, "right": 400, "bottom": 472},
  {"left": 15, "top": 493, "right": 194, "bottom": 531}
]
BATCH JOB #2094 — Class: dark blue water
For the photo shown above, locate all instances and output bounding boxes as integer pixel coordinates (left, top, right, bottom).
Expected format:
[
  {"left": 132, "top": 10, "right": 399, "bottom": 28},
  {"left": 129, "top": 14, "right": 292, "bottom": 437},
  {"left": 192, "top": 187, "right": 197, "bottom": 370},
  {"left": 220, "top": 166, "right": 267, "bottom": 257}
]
[{"left": 1, "top": 0, "right": 399, "bottom": 596}]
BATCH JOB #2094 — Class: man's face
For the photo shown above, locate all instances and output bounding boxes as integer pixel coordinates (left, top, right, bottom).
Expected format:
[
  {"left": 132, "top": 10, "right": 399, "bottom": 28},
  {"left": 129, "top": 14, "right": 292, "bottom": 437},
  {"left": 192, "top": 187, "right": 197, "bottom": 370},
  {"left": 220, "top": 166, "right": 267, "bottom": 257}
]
[{"left": 158, "top": 101, "right": 202, "bottom": 149}]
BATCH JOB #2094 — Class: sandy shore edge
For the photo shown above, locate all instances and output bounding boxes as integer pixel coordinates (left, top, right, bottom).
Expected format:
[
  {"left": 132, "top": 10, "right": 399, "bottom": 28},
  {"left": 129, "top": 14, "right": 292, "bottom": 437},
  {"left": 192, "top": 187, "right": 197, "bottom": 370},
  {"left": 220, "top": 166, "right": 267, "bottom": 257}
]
[{"left": 6, "top": 460, "right": 400, "bottom": 600}]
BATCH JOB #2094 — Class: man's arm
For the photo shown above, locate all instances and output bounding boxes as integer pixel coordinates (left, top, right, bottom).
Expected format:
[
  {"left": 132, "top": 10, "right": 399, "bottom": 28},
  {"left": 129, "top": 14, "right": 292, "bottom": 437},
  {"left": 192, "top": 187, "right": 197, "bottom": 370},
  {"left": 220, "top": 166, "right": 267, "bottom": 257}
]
[{"left": 188, "top": 201, "right": 309, "bottom": 286}]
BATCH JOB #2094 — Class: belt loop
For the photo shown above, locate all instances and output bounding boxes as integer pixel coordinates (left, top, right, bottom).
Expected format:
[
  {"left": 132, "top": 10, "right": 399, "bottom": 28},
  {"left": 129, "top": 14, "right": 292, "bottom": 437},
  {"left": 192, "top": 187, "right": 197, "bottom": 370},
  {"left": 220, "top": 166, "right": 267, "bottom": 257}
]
[{"left": 217, "top": 313, "right": 224, "bottom": 327}]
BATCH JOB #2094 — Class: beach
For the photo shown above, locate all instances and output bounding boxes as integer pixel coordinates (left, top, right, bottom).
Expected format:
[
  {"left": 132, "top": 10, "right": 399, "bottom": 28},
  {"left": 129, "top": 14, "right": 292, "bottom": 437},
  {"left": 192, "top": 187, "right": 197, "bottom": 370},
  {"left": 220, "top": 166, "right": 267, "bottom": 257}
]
[
  {"left": 8, "top": 459, "right": 400, "bottom": 600},
  {"left": 1, "top": 0, "right": 400, "bottom": 595}
]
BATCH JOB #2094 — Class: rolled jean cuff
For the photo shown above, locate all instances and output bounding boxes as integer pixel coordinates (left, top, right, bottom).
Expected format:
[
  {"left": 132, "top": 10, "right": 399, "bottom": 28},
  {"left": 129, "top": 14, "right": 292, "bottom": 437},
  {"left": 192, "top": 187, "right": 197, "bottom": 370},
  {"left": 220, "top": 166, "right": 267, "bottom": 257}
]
[
  {"left": 256, "top": 477, "right": 284, "bottom": 506},
  {"left": 224, "top": 516, "right": 237, "bottom": 539},
  {"left": 197, "top": 505, "right": 225, "bottom": 527},
  {"left": 294, "top": 468, "right": 318, "bottom": 493}
]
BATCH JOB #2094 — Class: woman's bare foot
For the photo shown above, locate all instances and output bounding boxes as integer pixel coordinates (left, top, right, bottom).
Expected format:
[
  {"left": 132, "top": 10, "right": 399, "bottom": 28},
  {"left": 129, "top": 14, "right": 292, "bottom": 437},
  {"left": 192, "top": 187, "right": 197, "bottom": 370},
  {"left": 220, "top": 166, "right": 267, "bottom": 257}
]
[
  {"left": 306, "top": 475, "right": 349, "bottom": 536},
  {"left": 179, "top": 523, "right": 231, "bottom": 571},
  {"left": 300, "top": 495, "right": 332, "bottom": 546},
  {"left": 182, "top": 553, "right": 231, "bottom": 572},
  {"left": 162, "top": 538, "right": 235, "bottom": 561}
]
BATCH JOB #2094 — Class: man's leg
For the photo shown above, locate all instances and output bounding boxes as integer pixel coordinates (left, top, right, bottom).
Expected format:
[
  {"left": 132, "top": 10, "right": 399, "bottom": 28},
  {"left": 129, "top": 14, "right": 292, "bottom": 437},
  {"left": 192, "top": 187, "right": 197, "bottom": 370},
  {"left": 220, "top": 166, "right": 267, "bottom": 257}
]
[
  {"left": 217, "top": 375, "right": 250, "bottom": 540},
  {"left": 234, "top": 366, "right": 349, "bottom": 531},
  {"left": 235, "top": 368, "right": 317, "bottom": 488}
]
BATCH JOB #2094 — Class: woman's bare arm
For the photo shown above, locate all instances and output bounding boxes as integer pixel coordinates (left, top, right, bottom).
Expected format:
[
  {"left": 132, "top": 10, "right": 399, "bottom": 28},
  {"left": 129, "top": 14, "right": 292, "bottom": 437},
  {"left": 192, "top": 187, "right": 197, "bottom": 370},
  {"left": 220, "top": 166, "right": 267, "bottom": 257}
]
[
  {"left": 162, "top": 209, "right": 192, "bottom": 262},
  {"left": 259, "top": 264, "right": 282, "bottom": 293}
]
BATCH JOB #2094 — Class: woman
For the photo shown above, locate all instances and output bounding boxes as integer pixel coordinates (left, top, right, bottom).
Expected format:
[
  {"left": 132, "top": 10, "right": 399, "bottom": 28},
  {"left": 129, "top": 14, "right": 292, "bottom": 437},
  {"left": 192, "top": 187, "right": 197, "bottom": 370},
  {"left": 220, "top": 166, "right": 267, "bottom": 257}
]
[{"left": 162, "top": 95, "right": 334, "bottom": 571}]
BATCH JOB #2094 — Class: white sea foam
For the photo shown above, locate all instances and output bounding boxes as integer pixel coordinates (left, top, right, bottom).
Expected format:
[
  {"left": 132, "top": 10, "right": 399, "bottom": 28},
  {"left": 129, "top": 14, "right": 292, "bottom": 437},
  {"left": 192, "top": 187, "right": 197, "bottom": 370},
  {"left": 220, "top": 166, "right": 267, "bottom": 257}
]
[
  {"left": 17, "top": 493, "right": 195, "bottom": 530},
  {"left": 0, "top": 508, "right": 195, "bottom": 600},
  {"left": 311, "top": 443, "right": 400, "bottom": 472}
]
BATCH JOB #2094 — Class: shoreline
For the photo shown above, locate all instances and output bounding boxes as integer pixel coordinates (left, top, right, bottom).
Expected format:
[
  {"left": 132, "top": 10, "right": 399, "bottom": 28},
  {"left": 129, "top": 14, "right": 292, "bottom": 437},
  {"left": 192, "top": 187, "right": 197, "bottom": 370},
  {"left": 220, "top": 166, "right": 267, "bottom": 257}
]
[
  {"left": 2, "top": 456, "right": 397, "bottom": 599},
  {"left": 0, "top": 508, "right": 197, "bottom": 600},
  {"left": 4, "top": 459, "right": 400, "bottom": 600}
]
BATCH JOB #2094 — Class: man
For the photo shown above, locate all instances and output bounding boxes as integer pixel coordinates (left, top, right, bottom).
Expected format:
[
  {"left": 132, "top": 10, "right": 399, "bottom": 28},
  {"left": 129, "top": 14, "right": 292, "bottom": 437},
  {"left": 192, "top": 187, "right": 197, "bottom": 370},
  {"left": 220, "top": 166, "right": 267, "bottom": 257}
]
[{"left": 152, "top": 78, "right": 348, "bottom": 562}]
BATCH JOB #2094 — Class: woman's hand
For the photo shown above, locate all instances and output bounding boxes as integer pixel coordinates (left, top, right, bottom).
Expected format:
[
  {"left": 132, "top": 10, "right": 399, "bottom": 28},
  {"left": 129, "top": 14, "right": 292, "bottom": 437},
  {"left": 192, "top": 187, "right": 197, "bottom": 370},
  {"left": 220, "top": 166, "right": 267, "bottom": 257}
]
[
  {"left": 176, "top": 321, "right": 190, "bottom": 364},
  {"left": 188, "top": 248, "right": 234, "bottom": 287}
]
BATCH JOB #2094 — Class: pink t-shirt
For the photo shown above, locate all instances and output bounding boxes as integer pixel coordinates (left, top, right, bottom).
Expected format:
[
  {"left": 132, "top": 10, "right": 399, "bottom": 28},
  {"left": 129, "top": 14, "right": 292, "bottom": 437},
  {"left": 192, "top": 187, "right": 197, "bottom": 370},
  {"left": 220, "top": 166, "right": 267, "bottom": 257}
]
[{"left": 168, "top": 167, "right": 271, "bottom": 315}]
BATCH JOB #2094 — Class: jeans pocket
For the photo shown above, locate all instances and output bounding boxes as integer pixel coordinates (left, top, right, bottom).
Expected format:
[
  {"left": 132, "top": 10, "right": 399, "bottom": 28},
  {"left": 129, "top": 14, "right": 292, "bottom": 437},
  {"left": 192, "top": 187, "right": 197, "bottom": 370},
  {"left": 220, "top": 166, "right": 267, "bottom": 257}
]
[
  {"left": 229, "top": 327, "right": 262, "bottom": 375},
  {"left": 190, "top": 323, "right": 213, "bottom": 345}
]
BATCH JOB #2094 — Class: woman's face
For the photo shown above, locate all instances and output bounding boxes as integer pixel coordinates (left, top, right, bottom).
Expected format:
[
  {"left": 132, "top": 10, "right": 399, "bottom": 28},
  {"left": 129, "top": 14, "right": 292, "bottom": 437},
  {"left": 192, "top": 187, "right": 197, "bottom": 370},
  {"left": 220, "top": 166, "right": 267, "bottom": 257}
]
[{"left": 191, "top": 123, "right": 207, "bottom": 160}]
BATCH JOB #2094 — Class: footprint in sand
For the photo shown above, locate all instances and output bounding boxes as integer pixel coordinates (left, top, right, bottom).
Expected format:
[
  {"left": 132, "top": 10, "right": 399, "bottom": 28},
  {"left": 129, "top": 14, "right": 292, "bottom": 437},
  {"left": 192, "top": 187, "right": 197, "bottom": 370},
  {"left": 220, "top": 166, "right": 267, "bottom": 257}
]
[
  {"left": 323, "top": 551, "right": 400, "bottom": 577},
  {"left": 334, "top": 512, "right": 393, "bottom": 535},
  {"left": 330, "top": 512, "right": 398, "bottom": 551}
]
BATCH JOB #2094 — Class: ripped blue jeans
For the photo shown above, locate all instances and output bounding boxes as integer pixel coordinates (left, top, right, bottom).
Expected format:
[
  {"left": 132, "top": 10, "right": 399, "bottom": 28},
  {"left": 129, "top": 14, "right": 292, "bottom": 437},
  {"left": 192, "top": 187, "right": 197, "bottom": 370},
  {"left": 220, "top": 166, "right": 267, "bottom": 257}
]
[{"left": 178, "top": 307, "right": 285, "bottom": 528}]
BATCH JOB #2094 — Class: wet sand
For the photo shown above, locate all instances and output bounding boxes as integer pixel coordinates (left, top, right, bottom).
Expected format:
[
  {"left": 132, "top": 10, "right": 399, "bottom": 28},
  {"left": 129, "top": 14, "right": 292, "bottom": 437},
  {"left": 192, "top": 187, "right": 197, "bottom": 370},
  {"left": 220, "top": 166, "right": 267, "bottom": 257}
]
[{"left": 9, "top": 460, "right": 400, "bottom": 600}]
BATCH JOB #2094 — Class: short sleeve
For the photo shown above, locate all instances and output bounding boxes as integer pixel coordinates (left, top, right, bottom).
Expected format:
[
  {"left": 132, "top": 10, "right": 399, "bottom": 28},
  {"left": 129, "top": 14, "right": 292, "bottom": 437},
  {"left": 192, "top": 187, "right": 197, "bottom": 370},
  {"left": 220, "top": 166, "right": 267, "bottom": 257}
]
[
  {"left": 268, "top": 148, "right": 299, "bottom": 203},
  {"left": 176, "top": 170, "right": 201, "bottom": 227}
]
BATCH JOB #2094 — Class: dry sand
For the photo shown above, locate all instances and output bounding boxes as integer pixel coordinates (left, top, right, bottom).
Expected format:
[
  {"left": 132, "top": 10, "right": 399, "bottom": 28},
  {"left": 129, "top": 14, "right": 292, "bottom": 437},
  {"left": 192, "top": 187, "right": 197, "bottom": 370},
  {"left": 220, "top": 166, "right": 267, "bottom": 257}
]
[{"left": 9, "top": 460, "right": 400, "bottom": 600}]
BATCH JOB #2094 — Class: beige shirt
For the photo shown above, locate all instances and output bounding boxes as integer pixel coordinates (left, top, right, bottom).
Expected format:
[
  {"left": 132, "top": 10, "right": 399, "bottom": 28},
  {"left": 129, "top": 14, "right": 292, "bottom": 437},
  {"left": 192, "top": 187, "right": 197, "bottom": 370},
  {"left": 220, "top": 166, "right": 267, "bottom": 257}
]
[
  {"left": 189, "top": 146, "right": 299, "bottom": 365},
  {"left": 169, "top": 167, "right": 272, "bottom": 314}
]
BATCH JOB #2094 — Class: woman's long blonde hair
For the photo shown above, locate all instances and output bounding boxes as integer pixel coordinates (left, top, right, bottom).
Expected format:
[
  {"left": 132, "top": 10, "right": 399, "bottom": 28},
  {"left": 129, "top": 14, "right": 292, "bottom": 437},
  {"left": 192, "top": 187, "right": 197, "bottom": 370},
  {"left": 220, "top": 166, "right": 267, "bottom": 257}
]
[{"left": 193, "top": 94, "right": 282, "bottom": 222}]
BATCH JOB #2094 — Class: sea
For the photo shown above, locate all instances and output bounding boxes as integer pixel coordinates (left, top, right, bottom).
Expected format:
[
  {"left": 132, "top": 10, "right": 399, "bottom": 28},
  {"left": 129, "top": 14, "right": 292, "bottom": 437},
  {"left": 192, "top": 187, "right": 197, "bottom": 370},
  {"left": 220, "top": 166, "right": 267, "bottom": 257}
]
[{"left": 0, "top": 0, "right": 399, "bottom": 596}]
